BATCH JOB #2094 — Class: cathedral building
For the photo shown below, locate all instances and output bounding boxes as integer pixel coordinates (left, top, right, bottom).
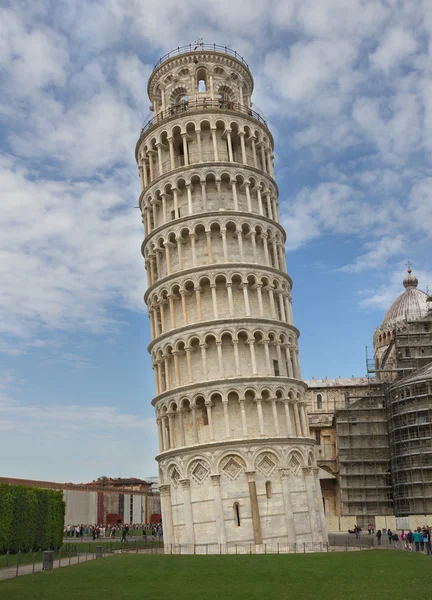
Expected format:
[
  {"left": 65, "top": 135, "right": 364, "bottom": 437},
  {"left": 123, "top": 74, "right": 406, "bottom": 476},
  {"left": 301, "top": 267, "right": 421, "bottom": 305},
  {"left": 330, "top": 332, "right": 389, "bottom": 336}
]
[
  {"left": 306, "top": 269, "right": 432, "bottom": 527},
  {"left": 136, "top": 44, "right": 327, "bottom": 551}
]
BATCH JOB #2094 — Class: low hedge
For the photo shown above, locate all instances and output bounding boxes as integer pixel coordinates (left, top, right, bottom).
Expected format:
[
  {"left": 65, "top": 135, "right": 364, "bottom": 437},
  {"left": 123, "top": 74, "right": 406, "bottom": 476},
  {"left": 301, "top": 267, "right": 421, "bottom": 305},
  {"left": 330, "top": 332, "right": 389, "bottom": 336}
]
[{"left": 0, "top": 483, "right": 65, "bottom": 552}]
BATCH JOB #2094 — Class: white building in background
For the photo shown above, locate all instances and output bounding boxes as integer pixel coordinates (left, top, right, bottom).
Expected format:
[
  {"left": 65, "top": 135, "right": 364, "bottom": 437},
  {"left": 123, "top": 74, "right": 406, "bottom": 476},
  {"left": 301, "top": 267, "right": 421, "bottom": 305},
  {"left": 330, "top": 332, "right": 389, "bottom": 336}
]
[{"left": 136, "top": 43, "right": 327, "bottom": 551}]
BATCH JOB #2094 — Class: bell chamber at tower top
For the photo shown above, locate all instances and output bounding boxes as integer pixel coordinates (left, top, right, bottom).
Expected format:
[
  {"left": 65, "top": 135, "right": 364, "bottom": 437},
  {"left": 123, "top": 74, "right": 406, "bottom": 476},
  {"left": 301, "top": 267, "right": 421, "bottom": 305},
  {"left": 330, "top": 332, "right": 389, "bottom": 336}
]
[{"left": 135, "top": 45, "right": 274, "bottom": 189}]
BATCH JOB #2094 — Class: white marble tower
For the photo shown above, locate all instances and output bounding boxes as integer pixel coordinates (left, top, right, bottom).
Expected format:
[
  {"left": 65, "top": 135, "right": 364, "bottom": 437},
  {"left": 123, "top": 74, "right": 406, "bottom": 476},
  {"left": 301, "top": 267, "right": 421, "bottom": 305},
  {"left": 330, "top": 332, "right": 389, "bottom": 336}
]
[{"left": 136, "top": 43, "right": 327, "bottom": 551}]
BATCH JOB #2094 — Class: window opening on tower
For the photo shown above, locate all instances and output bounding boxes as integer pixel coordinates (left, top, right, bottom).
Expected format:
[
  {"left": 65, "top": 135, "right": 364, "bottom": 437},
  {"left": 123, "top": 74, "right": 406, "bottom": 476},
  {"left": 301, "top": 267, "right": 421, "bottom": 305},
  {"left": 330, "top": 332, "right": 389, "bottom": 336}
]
[
  {"left": 273, "top": 359, "right": 280, "bottom": 376},
  {"left": 317, "top": 394, "right": 323, "bottom": 409},
  {"left": 202, "top": 405, "right": 209, "bottom": 425},
  {"left": 233, "top": 502, "right": 241, "bottom": 526},
  {"left": 265, "top": 481, "right": 272, "bottom": 499},
  {"left": 196, "top": 68, "right": 207, "bottom": 92}
]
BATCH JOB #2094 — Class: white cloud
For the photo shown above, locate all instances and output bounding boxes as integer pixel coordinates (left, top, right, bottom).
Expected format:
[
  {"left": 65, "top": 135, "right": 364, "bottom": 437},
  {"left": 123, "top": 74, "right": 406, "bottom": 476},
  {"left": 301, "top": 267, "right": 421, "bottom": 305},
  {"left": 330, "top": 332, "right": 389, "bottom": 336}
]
[
  {"left": 340, "top": 235, "right": 406, "bottom": 273},
  {"left": 264, "top": 39, "right": 358, "bottom": 108},
  {"left": 0, "top": 9, "right": 69, "bottom": 96},
  {"left": 360, "top": 265, "right": 432, "bottom": 312},
  {"left": 0, "top": 156, "right": 145, "bottom": 347},
  {"left": 280, "top": 182, "right": 388, "bottom": 251},
  {"left": 370, "top": 27, "right": 418, "bottom": 72}
]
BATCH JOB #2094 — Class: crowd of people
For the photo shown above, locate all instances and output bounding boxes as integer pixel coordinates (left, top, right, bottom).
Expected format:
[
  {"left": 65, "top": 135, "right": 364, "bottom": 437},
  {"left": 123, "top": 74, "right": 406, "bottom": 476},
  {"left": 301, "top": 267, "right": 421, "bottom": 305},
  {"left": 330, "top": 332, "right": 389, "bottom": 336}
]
[
  {"left": 64, "top": 523, "right": 163, "bottom": 541},
  {"left": 374, "top": 526, "right": 432, "bottom": 553},
  {"left": 64, "top": 525, "right": 104, "bottom": 538}
]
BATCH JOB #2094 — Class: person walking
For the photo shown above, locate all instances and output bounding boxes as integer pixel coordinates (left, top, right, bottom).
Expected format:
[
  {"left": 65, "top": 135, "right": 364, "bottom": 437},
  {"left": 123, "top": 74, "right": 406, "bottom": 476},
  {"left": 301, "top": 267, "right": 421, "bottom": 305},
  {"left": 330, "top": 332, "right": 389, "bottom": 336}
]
[
  {"left": 392, "top": 532, "right": 399, "bottom": 549},
  {"left": 425, "top": 529, "right": 432, "bottom": 555},
  {"left": 420, "top": 530, "right": 425, "bottom": 552},
  {"left": 387, "top": 529, "right": 393, "bottom": 545},
  {"left": 407, "top": 529, "right": 413, "bottom": 551},
  {"left": 376, "top": 530, "right": 382, "bottom": 546},
  {"left": 413, "top": 529, "right": 421, "bottom": 552},
  {"left": 121, "top": 526, "right": 127, "bottom": 543},
  {"left": 400, "top": 530, "right": 407, "bottom": 549}
]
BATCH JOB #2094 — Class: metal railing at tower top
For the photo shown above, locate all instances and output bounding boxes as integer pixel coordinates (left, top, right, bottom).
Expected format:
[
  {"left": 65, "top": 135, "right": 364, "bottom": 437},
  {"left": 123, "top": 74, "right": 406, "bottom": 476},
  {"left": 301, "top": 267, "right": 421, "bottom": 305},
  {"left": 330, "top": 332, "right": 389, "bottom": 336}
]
[
  {"left": 140, "top": 99, "right": 267, "bottom": 136},
  {"left": 153, "top": 44, "right": 249, "bottom": 71}
]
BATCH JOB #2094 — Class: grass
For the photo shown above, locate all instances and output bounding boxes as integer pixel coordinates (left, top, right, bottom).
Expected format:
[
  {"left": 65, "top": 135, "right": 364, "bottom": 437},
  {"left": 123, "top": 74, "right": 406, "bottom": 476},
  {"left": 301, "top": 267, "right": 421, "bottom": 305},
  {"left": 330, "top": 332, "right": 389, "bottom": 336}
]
[
  {"left": 1, "top": 551, "right": 432, "bottom": 600},
  {"left": 0, "top": 540, "right": 162, "bottom": 568}
]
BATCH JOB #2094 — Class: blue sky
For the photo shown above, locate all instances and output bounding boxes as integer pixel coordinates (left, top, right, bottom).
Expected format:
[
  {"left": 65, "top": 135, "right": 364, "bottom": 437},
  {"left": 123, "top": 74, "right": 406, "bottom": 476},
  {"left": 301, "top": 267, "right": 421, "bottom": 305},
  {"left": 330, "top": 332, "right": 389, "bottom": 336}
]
[{"left": 1, "top": 0, "right": 431, "bottom": 482}]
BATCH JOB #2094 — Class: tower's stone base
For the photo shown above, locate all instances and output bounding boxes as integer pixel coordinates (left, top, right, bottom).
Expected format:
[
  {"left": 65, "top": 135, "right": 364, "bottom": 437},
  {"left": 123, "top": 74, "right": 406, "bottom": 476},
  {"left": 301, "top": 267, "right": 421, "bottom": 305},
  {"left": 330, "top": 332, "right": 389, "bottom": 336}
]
[{"left": 159, "top": 439, "right": 328, "bottom": 548}]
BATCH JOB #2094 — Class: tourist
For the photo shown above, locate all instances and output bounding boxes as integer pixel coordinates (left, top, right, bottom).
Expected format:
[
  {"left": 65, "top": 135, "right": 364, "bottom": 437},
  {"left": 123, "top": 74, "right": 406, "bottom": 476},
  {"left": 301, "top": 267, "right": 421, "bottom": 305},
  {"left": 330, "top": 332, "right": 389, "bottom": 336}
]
[
  {"left": 392, "top": 532, "right": 399, "bottom": 549},
  {"left": 121, "top": 525, "right": 129, "bottom": 543},
  {"left": 419, "top": 530, "right": 425, "bottom": 552},
  {"left": 387, "top": 529, "right": 393, "bottom": 544},
  {"left": 424, "top": 529, "right": 431, "bottom": 555},
  {"left": 376, "top": 530, "right": 382, "bottom": 545},
  {"left": 406, "top": 529, "right": 413, "bottom": 551},
  {"left": 400, "top": 530, "right": 406, "bottom": 549},
  {"left": 413, "top": 529, "right": 421, "bottom": 552}
]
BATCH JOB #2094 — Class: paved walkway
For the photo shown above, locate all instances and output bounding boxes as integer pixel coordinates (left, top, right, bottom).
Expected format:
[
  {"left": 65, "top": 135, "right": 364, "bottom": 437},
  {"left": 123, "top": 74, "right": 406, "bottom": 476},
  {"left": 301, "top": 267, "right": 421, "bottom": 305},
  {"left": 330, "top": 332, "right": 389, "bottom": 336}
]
[
  {"left": 0, "top": 552, "right": 106, "bottom": 582},
  {"left": 0, "top": 548, "right": 166, "bottom": 582}
]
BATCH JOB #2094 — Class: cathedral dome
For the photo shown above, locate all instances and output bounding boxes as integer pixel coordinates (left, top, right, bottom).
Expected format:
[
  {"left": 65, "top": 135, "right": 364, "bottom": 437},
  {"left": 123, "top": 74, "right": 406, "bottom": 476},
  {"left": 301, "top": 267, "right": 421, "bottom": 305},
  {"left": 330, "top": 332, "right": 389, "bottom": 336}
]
[{"left": 381, "top": 268, "right": 428, "bottom": 330}]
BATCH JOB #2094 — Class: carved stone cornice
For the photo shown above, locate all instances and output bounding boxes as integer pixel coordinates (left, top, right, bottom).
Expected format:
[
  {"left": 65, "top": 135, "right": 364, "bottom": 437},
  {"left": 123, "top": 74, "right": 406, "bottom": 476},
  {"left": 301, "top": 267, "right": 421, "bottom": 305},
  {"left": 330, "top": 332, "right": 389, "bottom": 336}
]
[{"left": 159, "top": 484, "right": 171, "bottom": 497}]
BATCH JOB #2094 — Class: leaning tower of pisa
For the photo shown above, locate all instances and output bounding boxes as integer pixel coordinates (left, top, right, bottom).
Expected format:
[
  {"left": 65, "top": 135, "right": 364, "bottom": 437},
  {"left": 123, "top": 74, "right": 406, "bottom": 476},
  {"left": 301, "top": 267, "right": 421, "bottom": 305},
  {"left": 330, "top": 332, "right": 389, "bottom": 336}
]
[{"left": 136, "top": 43, "right": 327, "bottom": 552}]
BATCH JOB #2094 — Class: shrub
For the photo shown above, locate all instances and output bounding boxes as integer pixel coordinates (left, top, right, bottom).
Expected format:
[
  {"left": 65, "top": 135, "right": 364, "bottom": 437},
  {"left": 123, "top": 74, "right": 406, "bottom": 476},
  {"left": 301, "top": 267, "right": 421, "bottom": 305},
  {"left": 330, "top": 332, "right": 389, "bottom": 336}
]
[{"left": 0, "top": 484, "right": 65, "bottom": 552}]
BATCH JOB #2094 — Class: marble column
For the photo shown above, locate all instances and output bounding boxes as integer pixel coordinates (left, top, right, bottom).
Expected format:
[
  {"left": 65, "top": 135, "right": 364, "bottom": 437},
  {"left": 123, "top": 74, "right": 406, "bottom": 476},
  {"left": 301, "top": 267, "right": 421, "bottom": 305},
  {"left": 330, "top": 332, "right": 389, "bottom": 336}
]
[
  {"left": 180, "top": 479, "right": 195, "bottom": 544},
  {"left": 303, "top": 468, "right": 320, "bottom": 543},
  {"left": 279, "top": 469, "right": 296, "bottom": 543},
  {"left": 246, "top": 471, "right": 262, "bottom": 544},
  {"left": 239, "top": 398, "right": 248, "bottom": 437},
  {"left": 211, "top": 475, "right": 227, "bottom": 545},
  {"left": 271, "top": 398, "right": 280, "bottom": 435},
  {"left": 159, "top": 484, "right": 174, "bottom": 544},
  {"left": 222, "top": 399, "right": 231, "bottom": 438},
  {"left": 313, "top": 467, "right": 328, "bottom": 541}
]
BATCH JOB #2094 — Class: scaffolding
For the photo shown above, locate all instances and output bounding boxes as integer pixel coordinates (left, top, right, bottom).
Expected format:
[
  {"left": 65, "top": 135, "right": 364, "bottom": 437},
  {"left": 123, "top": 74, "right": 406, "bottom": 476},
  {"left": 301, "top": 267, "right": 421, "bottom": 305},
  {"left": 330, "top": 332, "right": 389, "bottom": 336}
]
[
  {"left": 369, "top": 312, "right": 432, "bottom": 517},
  {"left": 335, "top": 382, "right": 392, "bottom": 526},
  {"left": 385, "top": 315, "right": 432, "bottom": 516}
]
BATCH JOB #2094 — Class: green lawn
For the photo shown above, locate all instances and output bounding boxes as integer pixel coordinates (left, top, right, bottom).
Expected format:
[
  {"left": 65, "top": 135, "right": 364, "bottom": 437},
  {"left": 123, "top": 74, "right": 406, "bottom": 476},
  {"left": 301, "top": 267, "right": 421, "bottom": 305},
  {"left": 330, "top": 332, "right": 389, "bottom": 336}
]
[{"left": 1, "top": 551, "right": 432, "bottom": 599}]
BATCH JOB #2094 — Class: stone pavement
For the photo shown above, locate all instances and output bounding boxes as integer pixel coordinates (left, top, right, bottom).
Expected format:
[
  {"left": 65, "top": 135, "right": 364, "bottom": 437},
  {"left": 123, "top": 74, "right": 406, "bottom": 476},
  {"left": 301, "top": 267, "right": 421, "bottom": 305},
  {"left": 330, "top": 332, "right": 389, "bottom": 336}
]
[{"left": 0, "top": 552, "right": 105, "bottom": 582}]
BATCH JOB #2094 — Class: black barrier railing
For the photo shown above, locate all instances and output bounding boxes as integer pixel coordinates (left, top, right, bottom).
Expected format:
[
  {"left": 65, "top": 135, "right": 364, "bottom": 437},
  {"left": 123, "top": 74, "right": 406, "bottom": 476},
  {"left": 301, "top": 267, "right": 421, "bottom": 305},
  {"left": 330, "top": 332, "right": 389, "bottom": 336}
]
[
  {"left": 140, "top": 99, "right": 267, "bottom": 136},
  {"left": 0, "top": 539, "right": 164, "bottom": 579},
  {"left": 153, "top": 44, "right": 249, "bottom": 71},
  {"left": 328, "top": 534, "right": 375, "bottom": 548},
  {"left": 163, "top": 542, "right": 329, "bottom": 555}
]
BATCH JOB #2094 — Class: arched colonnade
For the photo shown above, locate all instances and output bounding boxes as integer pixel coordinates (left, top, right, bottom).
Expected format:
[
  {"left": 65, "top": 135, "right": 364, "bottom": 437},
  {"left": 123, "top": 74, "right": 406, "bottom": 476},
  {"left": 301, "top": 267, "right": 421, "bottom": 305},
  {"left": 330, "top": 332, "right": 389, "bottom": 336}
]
[
  {"left": 155, "top": 385, "right": 310, "bottom": 453},
  {"left": 143, "top": 218, "right": 287, "bottom": 286},
  {"left": 147, "top": 271, "right": 293, "bottom": 340},
  {"left": 138, "top": 117, "right": 274, "bottom": 190},
  {"left": 151, "top": 327, "right": 301, "bottom": 395},
  {"left": 140, "top": 169, "right": 279, "bottom": 234}
]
